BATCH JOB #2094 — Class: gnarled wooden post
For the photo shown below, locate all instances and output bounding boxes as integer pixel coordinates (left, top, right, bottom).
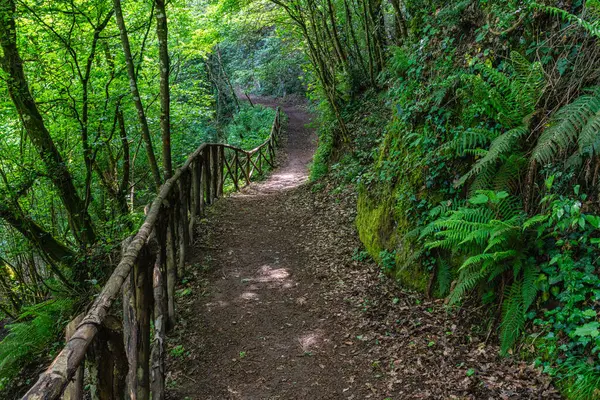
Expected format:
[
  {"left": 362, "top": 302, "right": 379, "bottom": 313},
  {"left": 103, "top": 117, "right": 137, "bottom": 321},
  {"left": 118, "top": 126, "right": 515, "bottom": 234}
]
[
  {"left": 203, "top": 147, "right": 212, "bottom": 204},
  {"left": 211, "top": 145, "right": 218, "bottom": 200},
  {"left": 165, "top": 202, "right": 177, "bottom": 329},
  {"left": 234, "top": 152, "right": 240, "bottom": 189},
  {"left": 124, "top": 241, "right": 154, "bottom": 400},
  {"left": 87, "top": 315, "right": 127, "bottom": 400},
  {"left": 150, "top": 214, "right": 168, "bottom": 400},
  {"left": 63, "top": 314, "right": 85, "bottom": 400},
  {"left": 244, "top": 153, "right": 251, "bottom": 185},
  {"left": 177, "top": 173, "right": 190, "bottom": 274},
  {"left": 218, "top": 146, "right": 225, "bottom": 196},
  {"left": 196, "top": 158, "right": 204, "bottom": 217},
  {"left": 190, "top": 160, "right": 199, "bottom": 240}
]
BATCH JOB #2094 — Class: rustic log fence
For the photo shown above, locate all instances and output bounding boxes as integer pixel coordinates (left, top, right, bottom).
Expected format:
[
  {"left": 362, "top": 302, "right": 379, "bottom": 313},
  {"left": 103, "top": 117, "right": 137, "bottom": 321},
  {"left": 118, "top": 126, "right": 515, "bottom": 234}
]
[{"left": 22, "top": 107, "right": 283, "bottom": 400}]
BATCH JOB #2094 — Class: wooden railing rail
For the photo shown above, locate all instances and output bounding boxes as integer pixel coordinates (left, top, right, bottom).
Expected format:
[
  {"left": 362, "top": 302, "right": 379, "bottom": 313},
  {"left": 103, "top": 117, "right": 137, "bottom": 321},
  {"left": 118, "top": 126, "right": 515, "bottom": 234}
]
[{"left": 22, "top": 107, "right": 283, "bottom": 400}]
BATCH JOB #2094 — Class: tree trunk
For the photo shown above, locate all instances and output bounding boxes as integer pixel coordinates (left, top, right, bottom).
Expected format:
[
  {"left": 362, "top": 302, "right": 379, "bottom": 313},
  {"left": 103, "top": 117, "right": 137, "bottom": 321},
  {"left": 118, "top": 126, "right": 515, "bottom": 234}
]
[
  {"left": 113, "top": 0, "right": 162, "bottom": 190},
  {"left": 155, "top": 0, "right": 173, "bottom": 180},
  {"left": 0, "top": 0, "right": 96, "bottom": 247},
  {"left": 0, "top": 201, "right": 75, "bottom": 265}
]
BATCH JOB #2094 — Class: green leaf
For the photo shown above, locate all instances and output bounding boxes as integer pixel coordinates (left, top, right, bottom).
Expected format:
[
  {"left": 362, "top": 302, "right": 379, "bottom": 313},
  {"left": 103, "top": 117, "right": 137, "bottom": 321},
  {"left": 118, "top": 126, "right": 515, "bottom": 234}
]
[
  {"left": 582, "top": 309, "right": 597, "bottom": 318},
  {"left": 556, "top": 58, "right": 569, "bottom": 76},
  {"left": 545, "top": 175, "right": 555, "bottom": 190},
  {"left": 574, "top": 322, "right": 599, "bottom": 337},
  {"left": 584, "top": 214, "right": 600, "bottom": 228},
  {"left": 469, "top": 193, "right": 489, "bottom": 205},
  {"left": 495, "top": 191, "right": 509, "bottom": 200}
]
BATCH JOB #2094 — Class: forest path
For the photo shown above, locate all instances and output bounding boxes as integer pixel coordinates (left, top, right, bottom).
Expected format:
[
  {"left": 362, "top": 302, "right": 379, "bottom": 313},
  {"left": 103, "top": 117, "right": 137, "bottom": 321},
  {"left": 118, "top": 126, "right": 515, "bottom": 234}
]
[
  {"left": 165, "top": 99, "right": 368, "bottom": 399},
  {"left": 166, "top": 100, "right": 559, "bottom": 399}
]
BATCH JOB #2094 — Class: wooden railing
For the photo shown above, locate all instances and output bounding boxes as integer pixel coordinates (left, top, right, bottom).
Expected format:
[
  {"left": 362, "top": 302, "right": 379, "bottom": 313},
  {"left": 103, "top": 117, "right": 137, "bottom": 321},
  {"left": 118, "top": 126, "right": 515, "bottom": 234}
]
[{"left": 22, "top": 107, "right": 283, "bottom": 400}]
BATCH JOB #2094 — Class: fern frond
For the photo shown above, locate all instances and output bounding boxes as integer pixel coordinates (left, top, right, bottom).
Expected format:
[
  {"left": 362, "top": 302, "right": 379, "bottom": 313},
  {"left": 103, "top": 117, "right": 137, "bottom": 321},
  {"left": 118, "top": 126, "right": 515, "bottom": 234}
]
[
  {"left": 522, "top": 266, "right": 539, "bottom": 310},
  {"left": 523, "top": 213, "right": 548, "bottom": 230},
  {"left": 436, "top": 259, "right": 453, "bottom": 297},
  {"left": 448, "top": 264, "right": 483, "bottom": 306},
  {"left": 496, "top": 196, "right": 522, "bottom": 219},
  {"left": 500, "top": 282, "right": 526, "bottom": 354},
  {"left": 493, "top": 154, "right": 526, "bottom": 192},
  {"left": 578, "top": 111, "right": 600, "bottom": 155},
  {"left": 531, "top": 3, "right": 600, "bottom": 38},
  {"left": 468, "top": 164, "right": 496, "bottom": 195},
  {"left": 442, "top": 127, "right": 497, "bottom": 156},
  {"left": 532, "top": 87, "right": 600, "bottom": 164},
  {"left": 457, "top": 125, "right": 529, "bottom": 187}
]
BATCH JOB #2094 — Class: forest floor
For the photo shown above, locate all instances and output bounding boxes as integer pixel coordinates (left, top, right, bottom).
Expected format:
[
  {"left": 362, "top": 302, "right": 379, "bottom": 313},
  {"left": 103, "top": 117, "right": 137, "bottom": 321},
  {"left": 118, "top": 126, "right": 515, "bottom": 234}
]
[{"left": 165, "top": 99, "right": 560, "bottom": 399}]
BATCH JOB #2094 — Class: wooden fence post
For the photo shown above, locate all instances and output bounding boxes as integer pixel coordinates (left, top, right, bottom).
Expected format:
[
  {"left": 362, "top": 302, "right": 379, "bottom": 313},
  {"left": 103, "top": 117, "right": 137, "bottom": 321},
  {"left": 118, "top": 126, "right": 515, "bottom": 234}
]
[
  {"left": 211, "top": 145, "right": 218, "bottom": 200},
  {"left": 219, "top": 146, "right": 225, "bottom": 196},
  {"left": 123, "top": 241, "right": 154, "bottom": 400},
  {"left": 150, "top": 216, "right": 168, "bottom": 400},
  {"left": 234, "top": 152, "right": 240, "bottom": 189},
  {"left": 177, "top": 174, "right": 189, "bottom": 274},
  {"left": 226, "top": 150, "right": 239, "bottom": 191},
  {"left": 203, "top": 147, "right": 211, "bottom": 204},
  {"left": 245, "top": 153, "right": 251, "bottom": 185},
  {"left": 165, "top": 203, "right": 177, "bottom": 330},
  {"left": 63, "top": 314, "right": 85, "bottom": 400},
  {"left": 197, "top": 158, "right": 204, "bottom": 217},
  {"left": 88, "top": 316, "right": 127, "bottom": 400},
  {"left": 190, "top": 161, "right": 199, "bottom": 240}
]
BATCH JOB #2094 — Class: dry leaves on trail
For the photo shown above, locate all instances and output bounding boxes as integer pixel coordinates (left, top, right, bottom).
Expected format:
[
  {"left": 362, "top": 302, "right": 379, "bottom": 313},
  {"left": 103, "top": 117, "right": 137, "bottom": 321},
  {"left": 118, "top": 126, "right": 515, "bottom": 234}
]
[{"left": 166, "top": 98, "right": 560, "bottom": 400}]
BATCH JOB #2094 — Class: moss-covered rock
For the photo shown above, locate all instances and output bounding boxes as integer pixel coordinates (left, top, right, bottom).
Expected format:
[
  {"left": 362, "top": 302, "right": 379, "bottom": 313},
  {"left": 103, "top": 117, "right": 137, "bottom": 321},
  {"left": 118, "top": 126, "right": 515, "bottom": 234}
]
[
  {"left": 356, "top": 181, "right": 430, "bottom": 292},
  {"left": 356, "top": 186, "right": 395, "bottom": 261},
  {"left": 355, "top": 119, "right": 433, "bottom": 292}
]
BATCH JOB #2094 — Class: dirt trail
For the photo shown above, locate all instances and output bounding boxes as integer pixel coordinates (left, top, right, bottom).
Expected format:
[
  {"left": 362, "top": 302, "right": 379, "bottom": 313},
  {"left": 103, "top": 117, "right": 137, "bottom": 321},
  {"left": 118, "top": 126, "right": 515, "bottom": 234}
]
[{"left": 166, "top": 100, "right": 559, "bottom": 399}]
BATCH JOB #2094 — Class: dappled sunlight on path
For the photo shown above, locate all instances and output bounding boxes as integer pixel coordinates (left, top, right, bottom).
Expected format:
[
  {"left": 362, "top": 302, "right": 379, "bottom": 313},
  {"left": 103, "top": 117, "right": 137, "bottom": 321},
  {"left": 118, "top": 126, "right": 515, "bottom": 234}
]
[
  {"left": 165, "top": 98, "right": 558, "bottom": 400},
  {"left": 165, "top": 99, "right": 365, "bottom": 399}
]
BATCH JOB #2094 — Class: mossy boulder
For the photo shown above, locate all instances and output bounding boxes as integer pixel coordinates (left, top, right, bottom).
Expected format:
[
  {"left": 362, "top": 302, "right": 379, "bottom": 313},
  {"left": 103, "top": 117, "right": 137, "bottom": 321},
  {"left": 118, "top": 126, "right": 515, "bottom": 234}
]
[
  {"left": 355, "top": 119, "right": 432, "bottom": 292},
  {"left": 356, "top": 182, "right": 429, "bottom": 292},
  {"left": 356, "top": 186, "right": 396, "bottom": 260}
]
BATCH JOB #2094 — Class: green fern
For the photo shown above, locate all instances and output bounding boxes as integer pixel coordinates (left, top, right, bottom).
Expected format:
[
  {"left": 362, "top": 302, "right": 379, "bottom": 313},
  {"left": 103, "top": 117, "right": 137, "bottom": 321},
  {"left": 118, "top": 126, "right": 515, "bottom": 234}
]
[
  {"left": 500, "top": 282, "right": 526, "bottom": 354},
  {"left": 443, "top": 127, "right": 498, "bottom": 157},
  {"left": 522, "top": 265, "right": 539, "bottom": 310},
  {"left": 457, "top": 126, "right": 529, "bottom": 187},
  {"left": 457, "top": 53, "right": 545, "bottom": 191},
  {"left": 532, "top": 87, "right": 600, "bottom": 165},
  {"left": 532, "top": 2, "right": 600, "bottom": 38},
  {"left": 493, "top": 154, "right": 527, "bottom": 192},
  {"left": 0, "top": 299, "right": 74, "bottom": 388},
  {"left": 447, "top": 264, "right": 484, "bottom": 306},
  {"left": 422, "top": 191, "right": 543, "bottom": 352},
  {"left": 436, "top": 259, "right": 453, "bottom": 297}
]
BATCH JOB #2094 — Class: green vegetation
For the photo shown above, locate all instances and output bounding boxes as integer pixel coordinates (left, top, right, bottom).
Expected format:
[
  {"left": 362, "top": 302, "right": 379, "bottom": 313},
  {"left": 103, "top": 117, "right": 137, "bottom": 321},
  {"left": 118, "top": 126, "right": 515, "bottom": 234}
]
[
  {"left": 1, "top": 0, "right": 599, "bottom": 397},
  {"left": 270, "top": 0, "right": 600, "bottom": 397},
  {"left": 0, "top": 0, "right": 301, "bottom": 396},
  {"left": 0, "top": 299, "right": 74, "bottom": 391},
  {"left": 227, "top": 105, "right": 278, "bottom": 150}
]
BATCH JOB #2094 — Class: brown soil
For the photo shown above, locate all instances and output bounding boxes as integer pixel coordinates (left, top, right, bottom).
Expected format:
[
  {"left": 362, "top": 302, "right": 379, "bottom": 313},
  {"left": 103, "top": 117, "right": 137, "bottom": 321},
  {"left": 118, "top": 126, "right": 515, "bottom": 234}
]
[{"left": 166, "top": 100, "right": 560, "bottom": 399}]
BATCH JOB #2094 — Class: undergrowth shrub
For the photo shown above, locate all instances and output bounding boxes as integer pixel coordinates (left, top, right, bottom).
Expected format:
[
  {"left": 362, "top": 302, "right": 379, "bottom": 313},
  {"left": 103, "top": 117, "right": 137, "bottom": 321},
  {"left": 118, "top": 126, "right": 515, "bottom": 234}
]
[
  {"left": 310, "top": 100, "right": 340, "bottom": 181},
  {"left": 226, "top": 105, "right": 277, "bottom": 150},
  {"left": 309, "top": 0, "right": 600, "bottom": 396},
  {"left": 0, "top": 298, "right": 74, "bottom": 391},
  {"left": 528, "top": 183, "right": 600, "bottom": 400}
]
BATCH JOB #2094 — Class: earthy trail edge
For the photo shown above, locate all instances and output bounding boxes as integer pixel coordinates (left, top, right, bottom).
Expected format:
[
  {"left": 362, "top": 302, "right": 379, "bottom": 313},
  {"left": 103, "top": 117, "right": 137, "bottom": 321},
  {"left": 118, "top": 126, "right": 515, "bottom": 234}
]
[{"left": 166, "top": 99, "right": 559, "bottom": 399}]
